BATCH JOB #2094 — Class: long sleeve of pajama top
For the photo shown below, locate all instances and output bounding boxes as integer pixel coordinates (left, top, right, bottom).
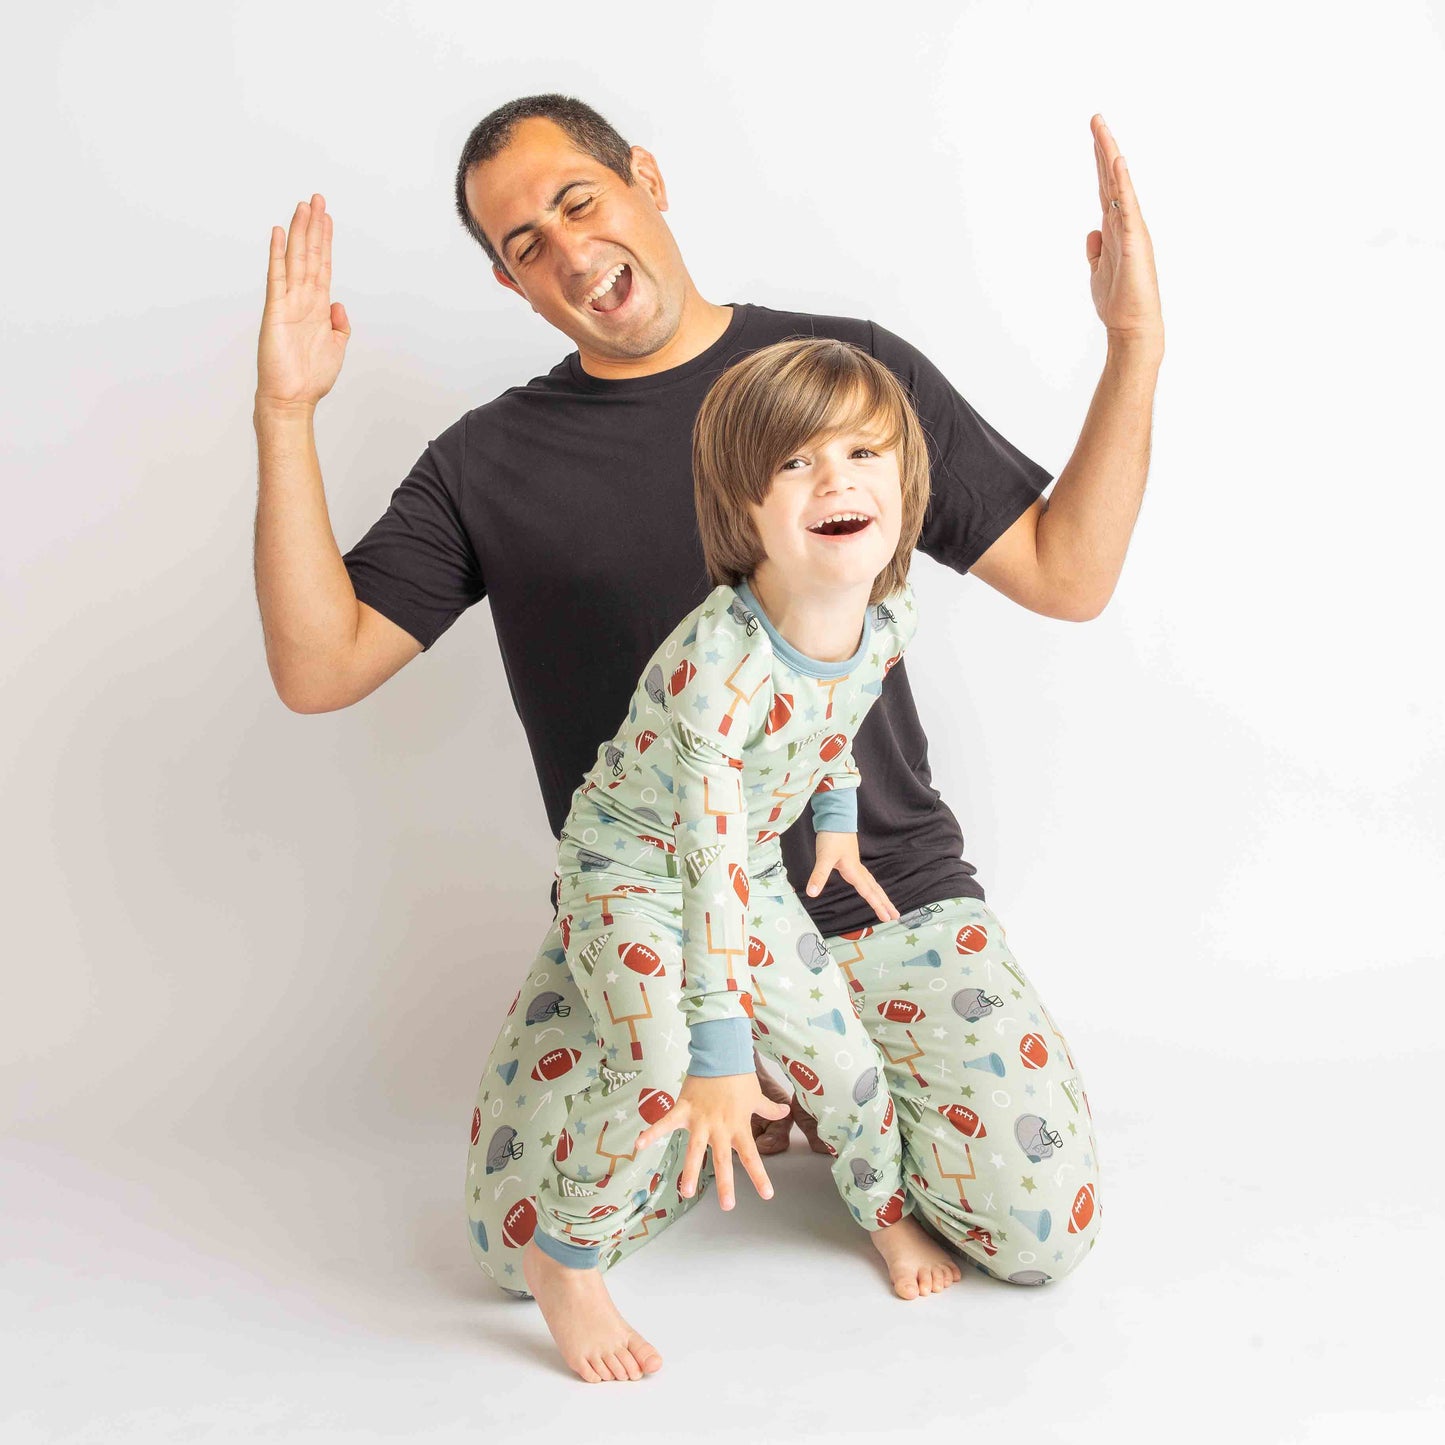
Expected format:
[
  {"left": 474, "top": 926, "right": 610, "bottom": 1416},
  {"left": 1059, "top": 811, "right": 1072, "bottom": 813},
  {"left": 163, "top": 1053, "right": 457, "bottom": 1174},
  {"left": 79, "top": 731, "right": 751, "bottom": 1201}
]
[{"left": 556, "top": 578, "right": 919, "bottom": 1079}]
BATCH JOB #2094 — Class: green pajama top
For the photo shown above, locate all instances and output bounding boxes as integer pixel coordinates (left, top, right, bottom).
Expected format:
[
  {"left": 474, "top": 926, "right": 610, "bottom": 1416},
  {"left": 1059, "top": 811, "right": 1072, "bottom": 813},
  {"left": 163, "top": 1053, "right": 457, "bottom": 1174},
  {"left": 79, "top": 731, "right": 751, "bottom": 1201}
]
[{"left": 556, "top": 578, "right": 919, "bottom": 1075}]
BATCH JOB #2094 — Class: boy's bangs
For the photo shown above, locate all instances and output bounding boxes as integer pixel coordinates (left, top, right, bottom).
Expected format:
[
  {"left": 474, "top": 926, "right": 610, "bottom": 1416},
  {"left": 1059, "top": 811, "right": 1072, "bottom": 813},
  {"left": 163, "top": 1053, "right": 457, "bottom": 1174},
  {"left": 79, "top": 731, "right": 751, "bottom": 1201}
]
[{"left": 779, "top": 368, "right": 906, "bottom": 465}]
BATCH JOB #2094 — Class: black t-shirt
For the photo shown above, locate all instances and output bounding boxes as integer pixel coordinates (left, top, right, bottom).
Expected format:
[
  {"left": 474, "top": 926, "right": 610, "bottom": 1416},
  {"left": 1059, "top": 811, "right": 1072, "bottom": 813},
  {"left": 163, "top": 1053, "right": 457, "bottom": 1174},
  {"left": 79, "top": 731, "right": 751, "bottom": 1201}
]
[{"left": 341, "top": 302, "right": 1052, "bottom": 934}]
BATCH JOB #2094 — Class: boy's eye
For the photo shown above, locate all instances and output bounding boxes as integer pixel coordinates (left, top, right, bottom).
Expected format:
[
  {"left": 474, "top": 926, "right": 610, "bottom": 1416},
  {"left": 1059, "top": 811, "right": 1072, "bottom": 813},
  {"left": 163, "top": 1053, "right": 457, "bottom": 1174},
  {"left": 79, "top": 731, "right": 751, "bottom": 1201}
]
[{"left": 779, "top": 446, "right": 879, "bottom": 471}]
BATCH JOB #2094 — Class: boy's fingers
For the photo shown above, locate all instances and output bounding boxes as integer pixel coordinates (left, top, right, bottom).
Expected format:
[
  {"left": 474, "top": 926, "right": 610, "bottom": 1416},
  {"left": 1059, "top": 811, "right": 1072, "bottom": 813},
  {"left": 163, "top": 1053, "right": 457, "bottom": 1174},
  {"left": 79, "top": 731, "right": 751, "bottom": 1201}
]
[
  {"left": 714, "top": 1147, "right": 735, "bottom": 1210},
  {"left": 805, "top": 865, "right": 831, "bottom": 897},
  {"left": 679, "top": 1131, "right": 708, "bottom": 1197},
  {"left": 735, "top": 1140, "right": 776, "bottom": 1200}
]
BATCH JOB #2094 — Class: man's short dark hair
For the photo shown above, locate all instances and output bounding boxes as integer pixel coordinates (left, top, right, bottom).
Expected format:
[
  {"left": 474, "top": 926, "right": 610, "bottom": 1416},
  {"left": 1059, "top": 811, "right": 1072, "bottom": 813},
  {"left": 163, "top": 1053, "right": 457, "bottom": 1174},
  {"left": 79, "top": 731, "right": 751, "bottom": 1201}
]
[{"left": 454, "top": 94, "right": 634, "bottom": 272}]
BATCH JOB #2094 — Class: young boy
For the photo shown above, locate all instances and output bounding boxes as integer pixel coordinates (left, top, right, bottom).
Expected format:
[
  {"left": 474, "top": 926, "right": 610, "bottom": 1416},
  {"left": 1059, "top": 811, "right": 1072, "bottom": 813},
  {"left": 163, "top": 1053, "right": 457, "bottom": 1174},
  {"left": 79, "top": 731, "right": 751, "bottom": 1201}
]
[{"left": 523, "top": 337, "right": 963, "bottom": 1382}]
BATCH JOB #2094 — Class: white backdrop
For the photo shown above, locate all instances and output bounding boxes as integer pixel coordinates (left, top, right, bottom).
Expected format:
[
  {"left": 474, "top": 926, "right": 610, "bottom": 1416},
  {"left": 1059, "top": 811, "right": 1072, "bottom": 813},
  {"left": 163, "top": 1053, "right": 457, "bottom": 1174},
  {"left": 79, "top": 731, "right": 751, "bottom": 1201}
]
[{"left": 5, "top": 2, "right": 1443, "bottom": 1440}]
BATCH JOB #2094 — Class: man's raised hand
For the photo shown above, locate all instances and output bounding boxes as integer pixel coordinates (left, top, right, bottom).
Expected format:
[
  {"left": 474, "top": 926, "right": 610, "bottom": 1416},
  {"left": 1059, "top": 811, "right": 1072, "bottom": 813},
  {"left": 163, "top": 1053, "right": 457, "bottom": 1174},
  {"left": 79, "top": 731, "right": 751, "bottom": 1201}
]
[{"left": 256, "top": 194, "right": 351, "bottom": 412}]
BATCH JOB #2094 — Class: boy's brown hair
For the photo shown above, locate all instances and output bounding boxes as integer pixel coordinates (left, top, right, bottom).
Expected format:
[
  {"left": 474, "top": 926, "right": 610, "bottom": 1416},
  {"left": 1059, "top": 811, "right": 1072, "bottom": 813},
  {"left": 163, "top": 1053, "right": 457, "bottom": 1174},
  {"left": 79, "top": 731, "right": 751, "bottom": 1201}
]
[{"left": 692, "top": 338, "right": 931, "bottom": 606}]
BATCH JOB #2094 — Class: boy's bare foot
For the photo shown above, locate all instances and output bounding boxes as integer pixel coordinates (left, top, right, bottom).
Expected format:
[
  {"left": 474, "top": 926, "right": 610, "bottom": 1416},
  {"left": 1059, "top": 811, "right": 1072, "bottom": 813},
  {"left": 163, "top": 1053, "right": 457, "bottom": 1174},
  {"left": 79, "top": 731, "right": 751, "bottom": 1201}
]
[
  {"left": 867, "top": 1214, "right": 964, "bottom": 1300},
  {"left": 523, "top": 1238, "right": 662, "bottom": 1382}
]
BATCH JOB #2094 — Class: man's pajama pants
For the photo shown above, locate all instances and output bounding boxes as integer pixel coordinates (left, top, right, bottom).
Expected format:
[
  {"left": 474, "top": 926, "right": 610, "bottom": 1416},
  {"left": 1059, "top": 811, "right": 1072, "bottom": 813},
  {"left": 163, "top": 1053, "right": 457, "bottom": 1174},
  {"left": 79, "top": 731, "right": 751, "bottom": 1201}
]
[{"left": 466, "top": 881, "right": 1103, "bottom": 1295}]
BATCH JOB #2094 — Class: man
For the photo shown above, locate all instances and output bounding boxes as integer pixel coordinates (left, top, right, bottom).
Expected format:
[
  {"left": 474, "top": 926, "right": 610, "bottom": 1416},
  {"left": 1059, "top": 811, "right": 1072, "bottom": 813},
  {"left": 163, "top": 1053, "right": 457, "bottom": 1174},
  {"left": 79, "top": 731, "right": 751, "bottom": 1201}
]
[{"left": 254, "top": 95, "right": 1162, "bottom": 1380}]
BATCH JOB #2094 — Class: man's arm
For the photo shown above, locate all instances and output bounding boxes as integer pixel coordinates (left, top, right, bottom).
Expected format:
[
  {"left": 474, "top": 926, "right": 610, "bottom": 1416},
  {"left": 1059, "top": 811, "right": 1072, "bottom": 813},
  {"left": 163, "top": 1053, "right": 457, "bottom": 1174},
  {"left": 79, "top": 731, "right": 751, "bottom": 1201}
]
[
  {"left": 972, "top": 116, "right": 1166, "bottom": 622},
  {"left": 254, "top": 403, "right": 423, "bottom": 713},
  {"left": 252, "top": 194, "right": 423, "bottom": 714}
]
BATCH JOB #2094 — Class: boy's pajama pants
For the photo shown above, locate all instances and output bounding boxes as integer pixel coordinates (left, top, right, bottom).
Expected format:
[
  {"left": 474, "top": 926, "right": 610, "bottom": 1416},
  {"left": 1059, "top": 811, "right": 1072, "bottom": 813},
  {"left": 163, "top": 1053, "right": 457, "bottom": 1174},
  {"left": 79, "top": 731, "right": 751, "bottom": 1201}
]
[{"left": 466, "top": 877, "right": 1103, "bottom": 1294}]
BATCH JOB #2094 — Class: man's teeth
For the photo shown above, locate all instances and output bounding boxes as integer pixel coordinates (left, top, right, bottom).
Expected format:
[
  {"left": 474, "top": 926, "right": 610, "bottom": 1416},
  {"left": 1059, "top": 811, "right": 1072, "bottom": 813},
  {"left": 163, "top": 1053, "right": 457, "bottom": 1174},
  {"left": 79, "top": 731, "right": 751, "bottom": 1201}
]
[
  {"left": 808, "top": 513, "right": 871, "bottom": 531},
  {"left": 584, "top": 264, "right": 626, "bottom": 304}
]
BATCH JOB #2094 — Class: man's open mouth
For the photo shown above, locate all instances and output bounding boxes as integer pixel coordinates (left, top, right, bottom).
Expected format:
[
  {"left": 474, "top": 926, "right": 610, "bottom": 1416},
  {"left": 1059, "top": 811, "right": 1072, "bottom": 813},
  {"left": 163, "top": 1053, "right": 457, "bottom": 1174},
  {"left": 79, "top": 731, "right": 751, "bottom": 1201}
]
[
  {"left": 806, "top": 513, "right": 874, "bottom": 538},
  {"left": 584, "top": 262, "right": 633, "bottom": 314}
]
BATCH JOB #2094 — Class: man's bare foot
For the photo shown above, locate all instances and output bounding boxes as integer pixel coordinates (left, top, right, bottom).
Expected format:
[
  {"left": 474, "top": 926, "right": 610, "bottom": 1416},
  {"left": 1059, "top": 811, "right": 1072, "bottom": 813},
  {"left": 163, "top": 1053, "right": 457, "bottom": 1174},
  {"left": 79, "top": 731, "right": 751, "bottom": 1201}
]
[
  {"left": 867, "top": 1215, "right": 964, "bottom": 1300},
  {"left": 752, "top": 1053, "right": 794, "bottom": 1156},
  {"left": 523, "top": 1238, "right": 662, "bottom": 1382}
]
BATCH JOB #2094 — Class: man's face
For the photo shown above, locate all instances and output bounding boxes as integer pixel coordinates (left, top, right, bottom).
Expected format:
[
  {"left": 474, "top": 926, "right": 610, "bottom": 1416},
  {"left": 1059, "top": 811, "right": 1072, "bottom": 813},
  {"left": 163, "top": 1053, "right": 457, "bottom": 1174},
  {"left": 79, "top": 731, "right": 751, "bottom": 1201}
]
[
  {"left": 467, "top": 118, "right": 688, "bottom": 361},
  {"left": 749, "top": 420, "right": 904, "bottom": 595}
]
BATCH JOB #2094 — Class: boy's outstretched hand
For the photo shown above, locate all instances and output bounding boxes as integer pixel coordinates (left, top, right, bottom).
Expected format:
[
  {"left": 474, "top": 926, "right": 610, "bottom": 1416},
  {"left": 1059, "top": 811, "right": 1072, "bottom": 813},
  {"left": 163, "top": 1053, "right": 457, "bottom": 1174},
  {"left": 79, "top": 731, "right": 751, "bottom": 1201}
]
[
  {"left": 636, "top": 1073, "right": 790, "bottom": 1210},
  {"left": 806, "top": 831, "right": 901, "bottom": 922}
]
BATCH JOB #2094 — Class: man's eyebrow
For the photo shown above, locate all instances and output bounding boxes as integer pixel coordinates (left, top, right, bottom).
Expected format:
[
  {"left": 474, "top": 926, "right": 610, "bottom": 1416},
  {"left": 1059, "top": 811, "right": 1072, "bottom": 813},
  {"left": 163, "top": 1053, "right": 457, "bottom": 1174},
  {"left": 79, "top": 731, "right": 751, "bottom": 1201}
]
[{"left": 499, "top": 180, "right": 595, "bottom": 256}]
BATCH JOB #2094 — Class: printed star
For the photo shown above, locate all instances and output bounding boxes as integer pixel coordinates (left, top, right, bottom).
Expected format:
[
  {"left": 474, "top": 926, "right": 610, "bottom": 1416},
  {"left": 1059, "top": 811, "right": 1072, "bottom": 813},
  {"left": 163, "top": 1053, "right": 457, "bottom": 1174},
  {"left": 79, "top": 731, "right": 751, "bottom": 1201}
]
[
  {"left": 964, "top": 1033, "right": 979, "bottom": 1047},
  {"left": 693, "top": 693, "right": 711, "bottom": 713},
  {"left": 1067, "top": 1122, "right": 1077, "bottom": 1135},
  {"left": 751, "top": 915, "right": 763, "bottom": 928},
  {"left": 778, "top": 976, "right": 795, "bottom": 991},
  {"left": 605, "top": 970, "right": 619, "bottom": 983},
  {"left": 804, "top": 706, "right": 818, "bottom": 721},
  {"left": 870, "top": 653, "right": 879, "bottom": 667},
  {"left": 1029, "top": 1011, "right": 1041, "bottom": 1025},
  {"left": 515, "top": 1094, "right": 526, "bottom": 1107},
  {"left": 1011, "top": 988, "right": 1022, "bottom": 1000},
  {"left": 810, "top": 987, "right": 824, "bottom": 1001},
  {"left": 582, "top": 1031, "right": 597, "bottom": 1046},
  {"left": 899, "top": 981, "right": 913, "bottom": 992},
  {"left": 509, "top": 1037, "right": 520, "bottom": 1051},
  {"left": 960, "top": 1085, "right": 974, "bottom": 1099},
  {"left": 1021, "top": 1176, "right": 1038, "bottom": 1195},
  {"left": 803, "top": 1045, "right": 819, "bottom": 1061},
  {"left": 904, "top": 933, "right": 918, "bottom": 947},
  {"left": 575, "top": 1121, "right": 589, "bottom": 1135},
  {"left": 650, "top": 932, "right": 663, "bottom": 944},
  {"left": 1025, "top": 1083, "right": 1036, "bottom": 1097},
  {"left": 472, "top": 1186, "right": 480, "bottom": 1203},
  {"left": 931, "top": 1027, "right": 947, "bottom": 1040},
  {"left": 989, "top": 1152, "right": 1006, "bottom": 1168},
  {"left": 541, "top": 1132, "right": 556, "bottom": 1147},
  {"left": 469, "top": 1162, "right": 475, "bottom": 1177},
  {"left": 1053, "top": 1250, "right": 1064, "bottom": 1263},
  {"left": 961, "top": 966, "right": 972, "bottom": 976},
  {"left": 614, "top": 1108, "right": 630, "bottom": 1123},
  {"left": 585, "top": 1068, "right": 598, "bottom": 1081},
  {"left": 705, "top": 648, "right": 722, "bottom": 664},
  {"left": 759, "top": 766, "right": 773, "bottom": 776},
  {"left": 578, "top": 1165, "right": 592, "bottom": 1180},
  {"left": 504, "top": 1264, "right": 515, "bottom": 1276}
]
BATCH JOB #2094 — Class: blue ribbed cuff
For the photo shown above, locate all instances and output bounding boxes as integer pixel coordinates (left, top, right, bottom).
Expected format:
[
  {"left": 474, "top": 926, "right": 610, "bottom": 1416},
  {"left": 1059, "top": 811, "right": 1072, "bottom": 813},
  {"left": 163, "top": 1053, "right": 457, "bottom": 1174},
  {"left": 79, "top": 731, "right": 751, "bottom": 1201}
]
[
  {"left": 810, "top": 787, "right": 858, "bottom": 833},
  {"left": 687, "top": 1015, "right": 755, "bottom": 1076},
  {"left": 532, "top": 1226, "right": 601, "bottom": 1269}
]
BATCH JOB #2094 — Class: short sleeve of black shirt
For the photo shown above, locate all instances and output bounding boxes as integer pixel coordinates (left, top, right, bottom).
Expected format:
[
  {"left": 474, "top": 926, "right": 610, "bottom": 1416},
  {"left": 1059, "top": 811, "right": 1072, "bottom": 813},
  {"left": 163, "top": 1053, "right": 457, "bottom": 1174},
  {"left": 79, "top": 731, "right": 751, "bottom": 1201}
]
[
  {"left": 868, "top": 319, "right": 1054, "bottom": 574},
  {"left": 340, "top": 412, "right": 486, "bottom": 651}
]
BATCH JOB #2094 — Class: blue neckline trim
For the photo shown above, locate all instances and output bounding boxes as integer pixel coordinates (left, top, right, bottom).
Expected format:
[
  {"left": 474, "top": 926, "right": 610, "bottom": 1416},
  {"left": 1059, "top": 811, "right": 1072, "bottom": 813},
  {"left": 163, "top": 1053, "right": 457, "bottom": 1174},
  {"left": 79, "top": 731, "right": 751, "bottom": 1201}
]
[{"left": 734, "top": 579, "right": 869, "bottom": 679}]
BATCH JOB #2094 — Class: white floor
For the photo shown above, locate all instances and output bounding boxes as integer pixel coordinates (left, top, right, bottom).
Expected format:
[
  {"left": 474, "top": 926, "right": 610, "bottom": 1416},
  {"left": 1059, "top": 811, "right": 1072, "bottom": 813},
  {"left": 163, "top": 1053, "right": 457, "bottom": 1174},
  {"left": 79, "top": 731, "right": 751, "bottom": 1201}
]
[{"left": 6, "top": 1058, "right": 1440, "bottom": 1445}]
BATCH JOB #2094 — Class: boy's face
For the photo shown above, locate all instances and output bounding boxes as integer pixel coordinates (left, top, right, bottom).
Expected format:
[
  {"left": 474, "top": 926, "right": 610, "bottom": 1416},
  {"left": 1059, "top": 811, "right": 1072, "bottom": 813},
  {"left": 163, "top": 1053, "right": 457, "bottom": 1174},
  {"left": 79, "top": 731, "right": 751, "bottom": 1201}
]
[{"left": 749, "top": 422, "right": 904, "bottom": 594}]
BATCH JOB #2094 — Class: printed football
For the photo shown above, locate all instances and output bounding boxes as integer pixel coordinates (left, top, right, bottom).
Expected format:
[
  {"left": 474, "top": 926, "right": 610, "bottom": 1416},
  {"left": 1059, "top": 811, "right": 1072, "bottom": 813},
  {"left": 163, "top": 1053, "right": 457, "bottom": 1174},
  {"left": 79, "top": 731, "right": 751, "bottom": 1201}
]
[
  {"left": 766, "top": 694, "right": 794, "bottom": 734},
  {"left": 785, "top": 1057, "right": 823, "bottom": 1095},
  {"left": 819, "top": 733, "right": 848, "bottom": 763},
  {"left": 532, "top": 1047, "right": 582, "bottom": 1082},
  {"left": 955, "top": 924, "right": 989, "bottom": 954},
  {"left": 728, "top": 863, "right": 750, "bottom": 906},
  {"left": 1019, "top": 1032, "right": 1049, "bottom": 1069},
  {"left": 620, "top": 942, "right": 665, "bottom": 977},
  {"left": 878, "top": 998, "right": 926, "bottom": 1023},
  {"left": 501, "top": 1196, "right": 537, "bottom": 1248},
  {"left": 638, "top": 1088, "right": 676, "bottom": 1125},
  {"left": 669, "top": 659, "right": 696, "bottom": 695},
  {"left": 938, "top": 1103, "right": 987, "bottom": 1138}
]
